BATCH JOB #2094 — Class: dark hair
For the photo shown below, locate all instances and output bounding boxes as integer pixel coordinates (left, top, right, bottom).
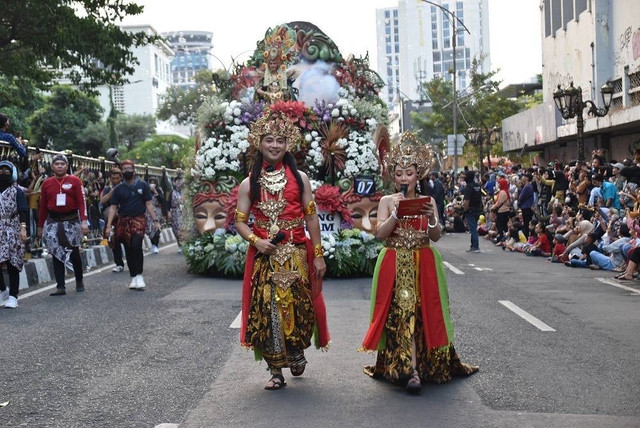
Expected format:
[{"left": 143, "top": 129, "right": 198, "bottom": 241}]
[
  {"left": 250, "top": 152, "right": 304, "bottom": 203},
  {"left": 0, "top": 113, "right": 8, "bottom": 128},
  {"left": 593, "top": 173, "right": 605, "bottom": 182},
  {"left": 464, "top": 170, "right": 476, "bottom": 183}
]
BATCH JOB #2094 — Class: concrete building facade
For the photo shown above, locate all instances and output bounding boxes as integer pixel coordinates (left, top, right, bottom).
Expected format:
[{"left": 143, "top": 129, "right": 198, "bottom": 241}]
[
  {"left": 376, "top": 0, "right": 490, "bottom": 111},
  {"left": 94, "top": 25, "right": 174, "bottom": 120},
  {"left": 502, "top": 0, "right": 640, "bottom": 164}
]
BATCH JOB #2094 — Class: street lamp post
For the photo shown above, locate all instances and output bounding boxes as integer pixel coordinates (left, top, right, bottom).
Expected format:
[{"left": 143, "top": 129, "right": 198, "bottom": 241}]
[
  {"left": 553, "top": 81, "right": 614, "bottom": 162},
  {"left": 466, "top": 126, "right": 501, "bottom": 175},
  {"left": 421, "top": 0, "right": 470, "bottom": 173}
]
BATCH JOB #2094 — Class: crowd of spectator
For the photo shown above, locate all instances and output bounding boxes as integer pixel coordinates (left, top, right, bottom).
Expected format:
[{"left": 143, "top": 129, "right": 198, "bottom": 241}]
[{"left": 432, "top": 147, "right": 640, "bottom": 282}]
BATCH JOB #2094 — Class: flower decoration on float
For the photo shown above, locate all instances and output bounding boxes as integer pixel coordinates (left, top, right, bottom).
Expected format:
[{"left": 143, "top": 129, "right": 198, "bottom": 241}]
[{"left": 385, "top": 131, "right": 435, "bottom": 179}]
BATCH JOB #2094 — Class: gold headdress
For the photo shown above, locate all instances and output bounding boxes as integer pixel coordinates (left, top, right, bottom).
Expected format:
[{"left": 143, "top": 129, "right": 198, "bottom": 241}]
[
  {"left": 262, "top": 25, "right": 297, "bottom": 67},
  {"left": 385, "top": 131, "right": 434, "bottom": 178},
  {"left": 247, "top": 109, "right": 301, "bottom": 151}
]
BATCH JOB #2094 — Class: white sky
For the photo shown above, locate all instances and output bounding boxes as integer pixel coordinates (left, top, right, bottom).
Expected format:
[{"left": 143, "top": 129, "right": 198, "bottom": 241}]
[{"left": 123, "top": 0, "right": 542, "bottom": 85}]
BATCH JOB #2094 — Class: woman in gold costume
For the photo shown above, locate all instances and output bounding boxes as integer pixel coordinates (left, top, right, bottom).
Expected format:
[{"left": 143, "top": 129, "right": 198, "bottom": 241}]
[
  {"left": 361, "top": 133, "right": 478, "bottom": 394},
  {"left": 235, "top": 110, "right": 330, "bottom": 390}
]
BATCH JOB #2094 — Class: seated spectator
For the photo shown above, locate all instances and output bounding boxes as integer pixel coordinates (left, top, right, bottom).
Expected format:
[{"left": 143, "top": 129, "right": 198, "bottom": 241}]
[
  {"left": 550, "top": 234, "right": 568, "bottom": 263},
  {"left": 565, "top": 232, "right": 599, "bottom": 268},
  {"left": 590, "top": 223, "right": 631, "bottom": 271},
  {"left": 615, "top": 244, "right": 640, "bottom": 281},
  {"left": 562, "top": 208, "right": 595, "bottom": 258},
  {"left": 444, "top": 208, "right": 467, "bottom": 233},
  {"left": 524, "top": 223, "right": 552, "bottom": 257}
]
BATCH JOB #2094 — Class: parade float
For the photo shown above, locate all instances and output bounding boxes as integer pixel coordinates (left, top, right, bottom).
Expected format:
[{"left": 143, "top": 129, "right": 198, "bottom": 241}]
[{"left": 184, "top": 22, "right": 391, "bottom": 277}]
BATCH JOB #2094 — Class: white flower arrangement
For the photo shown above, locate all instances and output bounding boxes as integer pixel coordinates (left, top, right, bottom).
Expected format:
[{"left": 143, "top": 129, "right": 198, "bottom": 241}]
[{"left": 194, "top": 124, "right": 250, "bottom": 180}]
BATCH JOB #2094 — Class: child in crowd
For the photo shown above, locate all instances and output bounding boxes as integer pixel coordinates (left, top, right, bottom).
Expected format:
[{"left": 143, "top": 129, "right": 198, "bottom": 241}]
[
  {"left": 550, "top": 234, "right": 568, "bottom": 263},
  {"left": 565, "top": 233, "right": 599, "bottom": 268},
  {"left": 525, "top": 223, "right": 552, "bottom": 257}
]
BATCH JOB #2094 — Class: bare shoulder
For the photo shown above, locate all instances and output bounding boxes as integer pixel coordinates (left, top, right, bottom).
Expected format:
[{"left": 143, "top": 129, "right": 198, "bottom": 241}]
[{"left": 239, "top": 177, "right": 250, "bottom": 191}]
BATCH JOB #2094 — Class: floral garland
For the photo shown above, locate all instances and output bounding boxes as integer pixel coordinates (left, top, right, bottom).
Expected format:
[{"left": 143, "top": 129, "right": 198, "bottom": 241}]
[{"left": 185, "top": 228, "right": 381, "bottom": 278}]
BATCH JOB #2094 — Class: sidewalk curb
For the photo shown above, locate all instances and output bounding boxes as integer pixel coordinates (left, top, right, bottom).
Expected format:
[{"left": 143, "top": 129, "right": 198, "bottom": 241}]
[{"left": 16, "top": 228, "right": 177, "bottom": 291}]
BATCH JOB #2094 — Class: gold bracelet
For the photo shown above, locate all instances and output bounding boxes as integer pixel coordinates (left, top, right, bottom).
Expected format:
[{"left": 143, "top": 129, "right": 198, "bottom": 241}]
[
  {"left": 247, "top": 233, "right": 259, "bottom": 246},
  {"left": 235, "top": 209, "right": 249, "bottom": 223},
  {"left": 304, "top": 200, "right": 317, "bottom": 216},
  {"left": 314, "top": 243, "right": 324, "bottom": 258}
]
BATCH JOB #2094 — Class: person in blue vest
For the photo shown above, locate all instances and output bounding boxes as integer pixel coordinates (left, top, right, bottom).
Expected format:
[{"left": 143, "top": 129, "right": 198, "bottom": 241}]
[{"left": 518, "top": 173, "right": 535, "bottom": 238}]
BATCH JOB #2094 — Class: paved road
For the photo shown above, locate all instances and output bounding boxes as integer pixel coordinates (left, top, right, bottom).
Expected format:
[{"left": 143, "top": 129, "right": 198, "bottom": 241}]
[{"left": 1, "top": 235, "right": 639, "bottom": 427}]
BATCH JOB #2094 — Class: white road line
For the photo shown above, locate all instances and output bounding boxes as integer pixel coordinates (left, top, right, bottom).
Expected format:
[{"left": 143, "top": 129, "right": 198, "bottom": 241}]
[
  {"left": 596, "top": 278, "right": 640, "bottom": 295},
  {"left": 443, "top": 261, "right": 464, "bottom": 275},
  {"left": 229, "top": 311, "right": 242, "bottom": 328},
  {"left": 18, "top": 243, "right": 178, "bottom": 301},
  {"left": 498, "top": 300, "right": 556, "bottom": 332}
]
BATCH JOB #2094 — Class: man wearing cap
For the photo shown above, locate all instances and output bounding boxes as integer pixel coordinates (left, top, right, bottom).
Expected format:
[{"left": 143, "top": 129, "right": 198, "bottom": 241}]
[
  {"left": 610, "top": 162, "right": 625, "bottom": 192},
  {"left": 37, "top": 154, "right": 89, "bottom": 296},
  {"left": 104, "top": 160, "right": 160, "bottom": 290}
]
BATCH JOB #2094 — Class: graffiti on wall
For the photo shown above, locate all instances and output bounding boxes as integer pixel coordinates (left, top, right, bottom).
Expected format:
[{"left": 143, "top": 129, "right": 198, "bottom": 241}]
[{"left": 615, "top": 25, "right": 640, "bottom": 68}]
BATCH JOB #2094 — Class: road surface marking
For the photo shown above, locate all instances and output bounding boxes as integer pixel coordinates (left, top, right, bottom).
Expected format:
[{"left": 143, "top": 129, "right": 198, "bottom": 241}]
[
  {"left": 18, "top": 243, "right": 178, "bottom": 301},
  {"left": 498, "top": 300, "right": 556, "bottom": 332},
  {"left": 443, "top": 261, "right": 464, "bottom": 275},
  {"left": 230, "top": 311, "right": 242, "bottom": 328},
  {"left": 596, "top": 278, "right": 640, "bottom": 295}
]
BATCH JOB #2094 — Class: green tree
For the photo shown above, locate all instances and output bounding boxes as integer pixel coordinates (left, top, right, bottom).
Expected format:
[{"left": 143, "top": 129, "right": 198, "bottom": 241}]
[
  {"left": 77, "top": 121, "right": 110, "bottom": 157},
  {"left": 413, "top": 60, "right": 526, "bottom": 168},
  {"left": 28, "top": 85, "right": 103, "bottom": 151},
  {"left": 0, "top": 1, "right": 156, "bottom": 91},
  {"left": 157, "top": 69, "right": 217, "bottom": 124},
  {"left": 123, "top": 134, "right": 194, "bottom": 169},
  {"left": 116, "top": 114, "right": 156, "bottom": 151},
  {"left": 0, "top": 77, "right": 45, "bottom": 138}
]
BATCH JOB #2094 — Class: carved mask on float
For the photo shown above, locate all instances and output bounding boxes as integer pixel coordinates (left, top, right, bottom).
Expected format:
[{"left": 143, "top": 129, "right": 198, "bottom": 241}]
[{"left": 192, "top": 178, "right": 237, "bottom": 235}]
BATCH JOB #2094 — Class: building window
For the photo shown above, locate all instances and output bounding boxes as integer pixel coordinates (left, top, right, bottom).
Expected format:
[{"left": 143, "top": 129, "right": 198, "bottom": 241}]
[
  {"left": 386, "top": 45, "right": 392, "bottom": 54},
  {"left": 394, "top": 34, "right": 399, "bottom": 43},
  {"left": 444, "top": 38, "right": 451, "bottom": 49},
  {"left": 562, "top": 0, "right": 574, "bottom": 27},
  {"left": 385, "top": 10, "right": 390, "bottom": 18},
  {"left": 433, "top": 52, "right": 441, "bottom": 61},
  {"left": 394, "top": 43, "right": 399, "bottom": 51},
  {"left": 433, "top": 63, "right": 441, "bottom": 73},
  {"left": 576, "top": 0, "right": 587, "bottom": 17},
  {"left": 552, "top": 0, "right": 562, "bottom": 34},
  {"left": 385, "top": 26, "right": 391, "bottom": 34},
  {"left": 393, "top": 9, "right": 398, "bottom": 17},
  {"left": 458, "top": 33, "right": 464, "bottom": 46}
]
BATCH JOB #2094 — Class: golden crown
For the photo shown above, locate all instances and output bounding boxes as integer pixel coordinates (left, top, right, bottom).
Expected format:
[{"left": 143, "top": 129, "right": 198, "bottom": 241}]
[
  {"left": 247, "top": 109, "right": 301, "bottom": 151},
  {"left": 385, "top": 131, "right": 434, "bottom": 178}
]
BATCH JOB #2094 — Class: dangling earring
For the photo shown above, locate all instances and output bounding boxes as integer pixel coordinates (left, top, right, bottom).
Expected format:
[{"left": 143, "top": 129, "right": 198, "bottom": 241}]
[{"left": 416, "top": 182, "right": 421, "bottom": 194}]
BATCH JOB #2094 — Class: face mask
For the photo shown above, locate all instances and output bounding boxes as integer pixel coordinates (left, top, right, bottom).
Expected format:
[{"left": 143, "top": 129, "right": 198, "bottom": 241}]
[
  {"left": 123, "top": 171, "right": 134, "bottom": 180},
  {"left": 0, "top": 175, "right": 11, "bottom": 185}
]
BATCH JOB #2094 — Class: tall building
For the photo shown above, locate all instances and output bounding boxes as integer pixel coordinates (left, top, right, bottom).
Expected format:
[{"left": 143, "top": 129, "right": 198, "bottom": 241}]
[
  {"left": 501, "top": 1, "right": 640, "bottom": 163},
  {"left": 163, "top": 31, "right": 214, "bottom": 88},
  {"left": 93, "top": 25, "right": 174, "bottom": 120},
  {"left": 376, "top": 0, "right": 490, "bottom": 110}
]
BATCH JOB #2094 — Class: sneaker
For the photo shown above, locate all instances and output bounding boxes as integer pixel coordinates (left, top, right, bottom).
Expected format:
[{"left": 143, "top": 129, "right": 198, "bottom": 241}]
[
  {"left": 177, "top": 246, "right": 182, "bottom": 254},
  {"left": 3, "top": 296, "right": 18, "bottom": 308},
  {"left": 152, "top": 245, "right": 159, "bottom": 254},
  {"left": 112, "top": 265, "right": 124, "bottom": 273},
  {"left": 129, "top": 276, "right": 139, "bottom": 290},
  {"left": 76, "top": 282, "right": 85, "bottom": 292},
  {"left": 135, "top": 275, "right": 146, "bottom": 290},
  {"left": 4, "top": 296, "right": 18, "bottom": 309},
  {"left": 0, "top": 289, "right": 9, "bottom": 305},
  {"left": 466, "top": 248, "right": 480, "bottom": 253}
]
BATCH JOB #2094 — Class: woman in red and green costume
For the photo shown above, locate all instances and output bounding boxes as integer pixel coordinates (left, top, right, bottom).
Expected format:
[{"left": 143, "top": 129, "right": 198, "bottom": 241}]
[
  {"left": 235, "top": 110, "right": 330, "bottom": 391},
  {"left": 361, "top": 133, "right": 478, "bottom": 394}
]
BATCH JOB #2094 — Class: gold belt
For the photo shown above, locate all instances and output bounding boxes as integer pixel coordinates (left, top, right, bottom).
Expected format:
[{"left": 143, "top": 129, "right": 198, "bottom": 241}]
[
  {"left": 385, "top": 228, "right": 430, "bottom": 250},
  {"left": 255, "top": 218, "right": 304, "bottom": 230}
]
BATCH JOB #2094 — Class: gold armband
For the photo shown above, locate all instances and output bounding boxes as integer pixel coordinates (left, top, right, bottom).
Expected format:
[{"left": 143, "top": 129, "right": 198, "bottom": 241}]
[
  {"left": 235, "top": 209, "right": 249, "bottom": 223},
  {"left": 304, "top": 200, "right": 317, "bottom": 216},
  {"left": 314, "top": 243, "right": 324, "bottom": 258},
  {"left": 247, "top": 233, "right": 259, "bottom": 246}
]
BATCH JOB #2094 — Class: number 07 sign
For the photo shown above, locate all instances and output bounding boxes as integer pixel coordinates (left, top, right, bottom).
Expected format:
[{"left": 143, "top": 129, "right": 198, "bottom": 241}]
[{"left": 353, "top": 176, "right": 376, "bottom": 196}]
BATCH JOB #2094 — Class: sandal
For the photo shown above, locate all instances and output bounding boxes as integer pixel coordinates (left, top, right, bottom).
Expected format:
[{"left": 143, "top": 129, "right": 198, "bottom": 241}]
[
  {"left": 290, "top": 365, "right": 306, "bottom": 377},
  {"left": 264, "top": 373, "right": 286, "bottom": 390},
  {"left": 616, "top": 275, "right": 634, "bottom": 281},
  {"left": 406, "top": 370, "right": 422, "bottom": 394}
]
